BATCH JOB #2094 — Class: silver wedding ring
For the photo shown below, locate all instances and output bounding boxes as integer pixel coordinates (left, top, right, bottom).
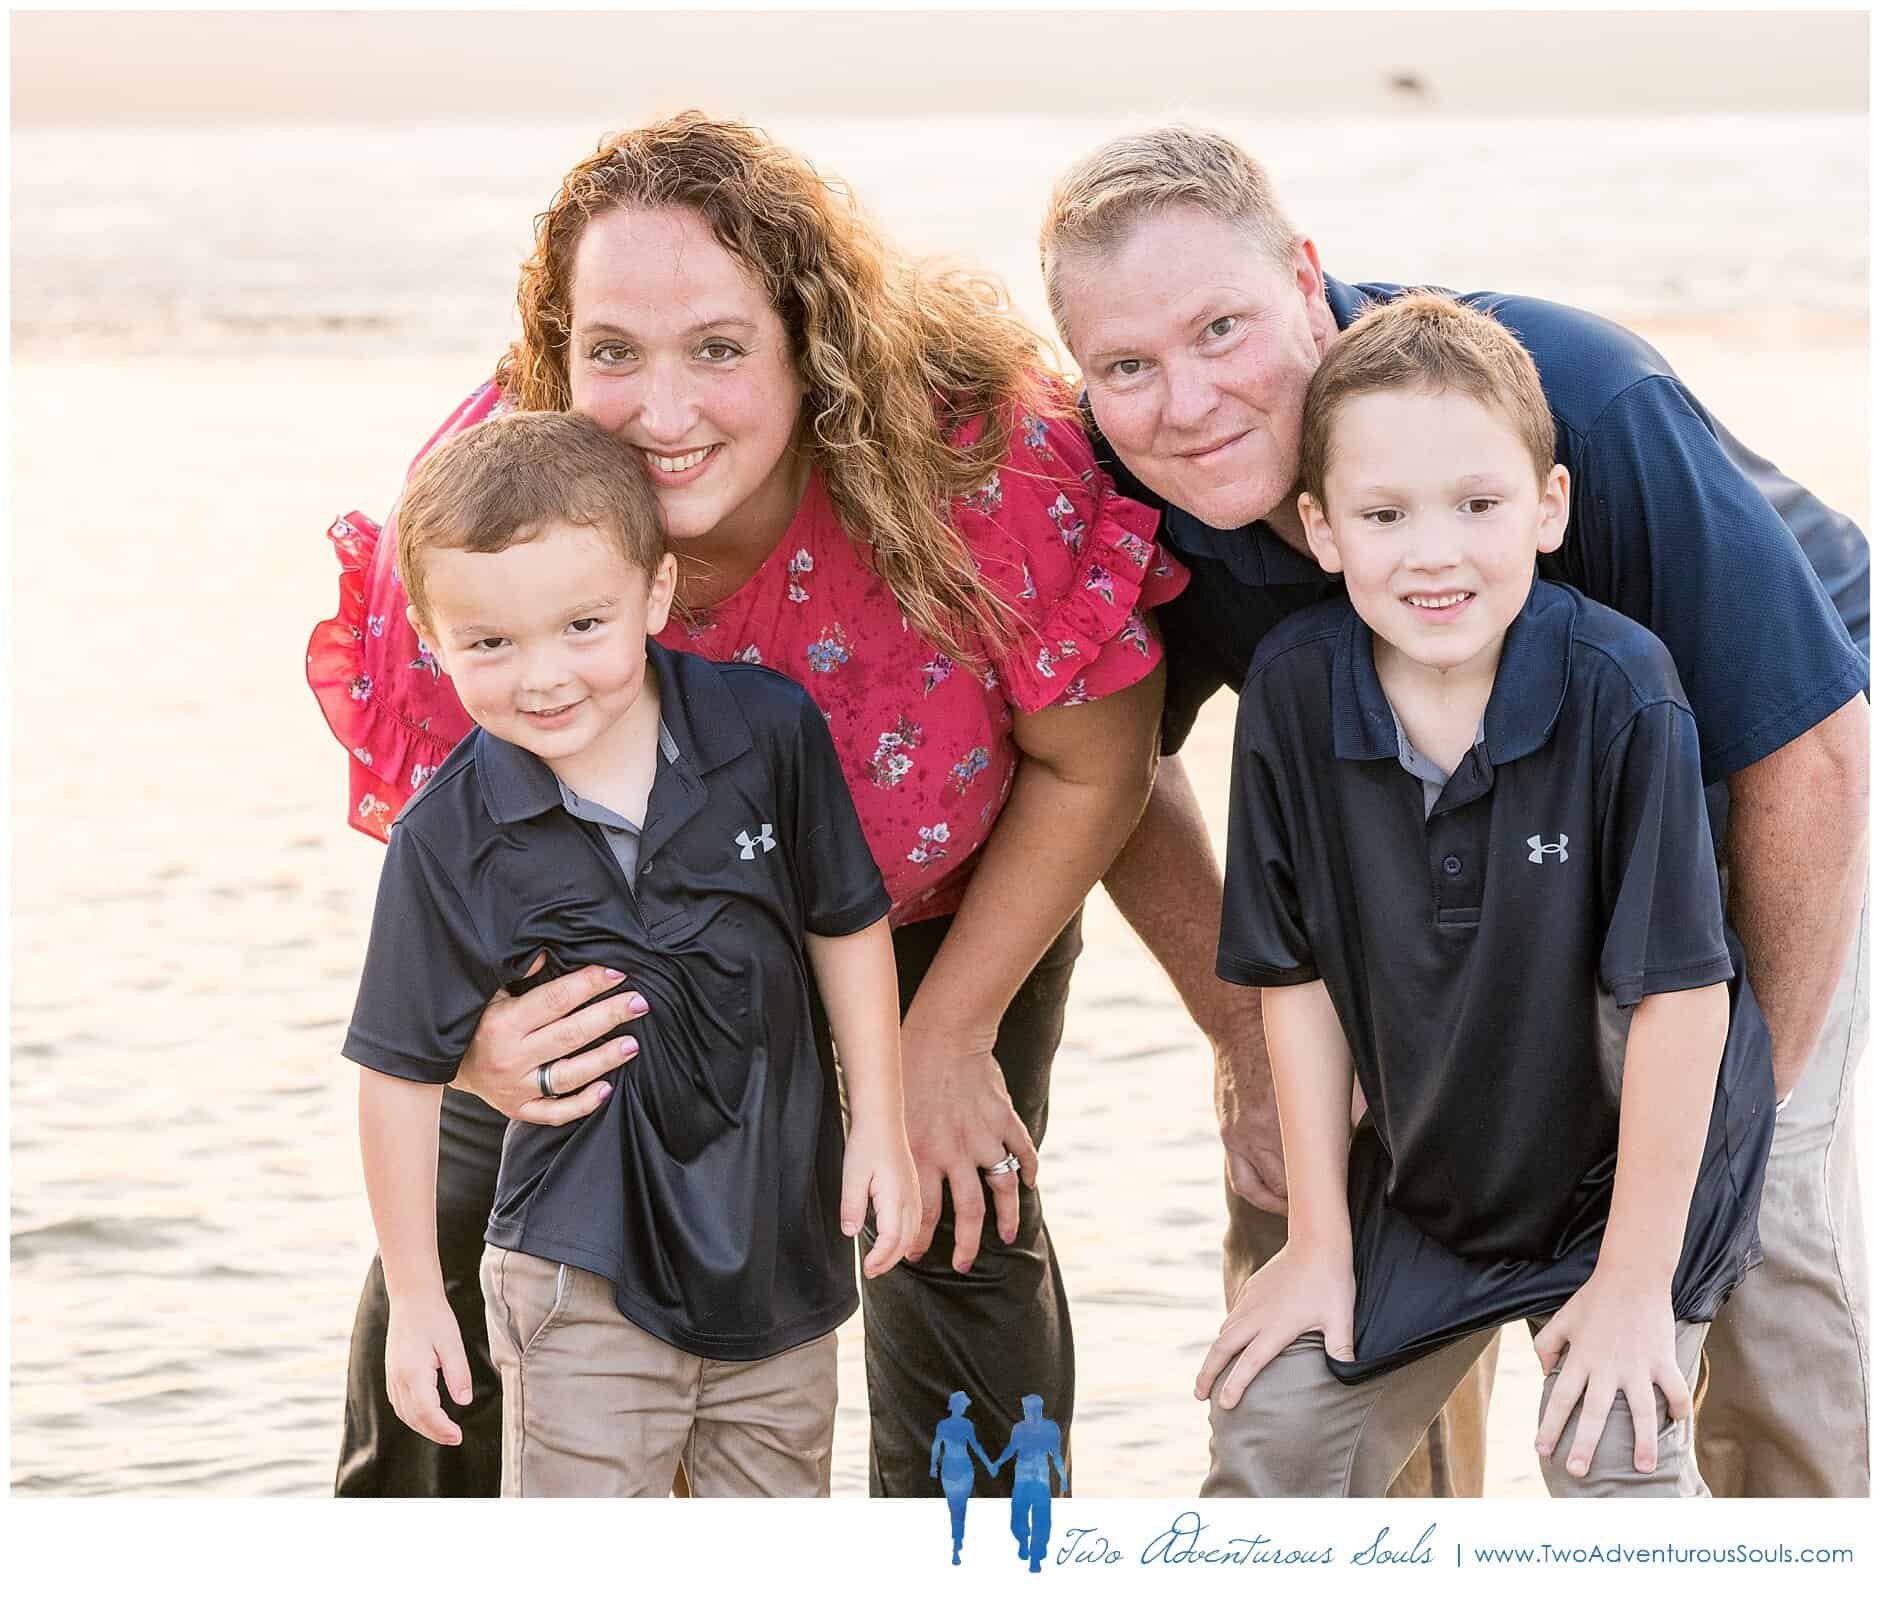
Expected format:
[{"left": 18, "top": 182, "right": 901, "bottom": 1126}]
[
  {"left": 980, "top": 1152, "right": 1021, "bottom": 1178},
  {"left": 536, "top": 1064, "right": 556, "bottom": 1099}
]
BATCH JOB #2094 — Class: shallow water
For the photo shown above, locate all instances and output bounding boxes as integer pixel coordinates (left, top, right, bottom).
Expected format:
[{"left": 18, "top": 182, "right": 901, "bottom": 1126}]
[{"left": 9, "top": 112, "right": 1868, "bottom": 1495}]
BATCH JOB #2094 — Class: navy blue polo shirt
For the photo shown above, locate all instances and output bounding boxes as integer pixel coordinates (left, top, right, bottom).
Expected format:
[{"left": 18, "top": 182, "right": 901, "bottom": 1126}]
[
  {"left": 1219, "top": 582, "right": 1775, "bottom": 1380},
  {"left": 1096, "top": 274, "right": 1870, "bottom": 778},
  {"left": 344, "top": 641, "right": 891, "bottom": 1361}
]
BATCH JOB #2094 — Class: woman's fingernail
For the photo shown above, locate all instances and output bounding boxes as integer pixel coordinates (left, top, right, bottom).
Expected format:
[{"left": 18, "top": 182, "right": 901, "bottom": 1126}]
[
  {"left": 627, "top": 993, "right": 648, "bottom": 1015},
  {"left": 617, "top": 1037, "right": 637, "bottom": 1057},
  {"left": 604, "top": 968, "right": 624, "bottom": 981},
  {"left": 1001, "top": 1229, "right": 1015, "bottom": 1244}
]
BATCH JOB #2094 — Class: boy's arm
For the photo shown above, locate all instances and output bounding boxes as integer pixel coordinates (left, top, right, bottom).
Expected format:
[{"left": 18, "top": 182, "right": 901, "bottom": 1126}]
[
  {"left": 357, "top": 1067, "right": 472, "bottom": 1446},
  {"left": 1194, "top": 978, "right": 1356, "bottom": 1409},
  {"left": 1534, "top": 981, "right": 1727, "bottom": 1478},
  {"left": 805, "top": 919, "right": 918, "bottom": 1279}
]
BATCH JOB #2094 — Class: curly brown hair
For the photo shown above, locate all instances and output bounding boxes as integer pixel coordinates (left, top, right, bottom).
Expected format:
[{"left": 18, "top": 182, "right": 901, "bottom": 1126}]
[{"left": 495, "top": 112, "right": 1060, "bottom": 662}]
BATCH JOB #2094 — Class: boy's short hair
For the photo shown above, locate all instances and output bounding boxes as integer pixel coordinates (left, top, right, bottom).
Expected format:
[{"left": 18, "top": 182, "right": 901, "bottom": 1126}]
[
  {"left": 1299, "top": 292, "right": 1557, "bottom": 505},
  {"left": 396, "top": 410, "right": 667, "bottom": 627},
  {"left": 1038, "top": 125, "right": 1298, "bottom": 344}
]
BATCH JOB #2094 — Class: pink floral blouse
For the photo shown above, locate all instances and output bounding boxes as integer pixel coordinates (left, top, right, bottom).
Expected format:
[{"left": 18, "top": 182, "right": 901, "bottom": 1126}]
[{"left": 307, "top": 381, "right": 1188, "bottom": 925}]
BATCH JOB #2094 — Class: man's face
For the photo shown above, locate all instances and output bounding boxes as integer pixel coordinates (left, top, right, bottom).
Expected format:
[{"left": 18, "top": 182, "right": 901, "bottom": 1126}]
[{"left": 1058, "top": 206, "right": 1337, "bottom": 531}]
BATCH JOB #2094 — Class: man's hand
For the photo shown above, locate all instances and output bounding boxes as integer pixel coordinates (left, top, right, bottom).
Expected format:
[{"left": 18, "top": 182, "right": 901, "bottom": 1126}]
[
  {"left": 384, "top": 1294, "right": 473, "bottom": 1447},
  {"left": 452, "top": 954, "right": 649, "bottom": 1124},
  {"left": 900, "top": 1025, "right": 1038, "bottom": 1274},
  {"left": 1214, "top": 1038, "right": 1287, "bottom": 1213},
  {"left": 1195, "top": 1240, "right": 1354, "bottom": 1409},
  {"left": 843, "top": 1115, "right": 922, "bottom": 1278},
  {"left": 1533, "top": 1266, "right": 1689, "bottom": 1478}
]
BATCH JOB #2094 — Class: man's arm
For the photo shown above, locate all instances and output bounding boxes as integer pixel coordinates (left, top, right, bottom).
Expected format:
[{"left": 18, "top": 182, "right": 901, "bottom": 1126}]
[
  {"left": 1575, "top": 371, "right": 1870, "bottom": 1101},
  {"left": 1101, "top": 752, "right": 1285, "bottom": 1211},
  {"left": 1723, "top": 694, "right": 1869, "bottom": 1098}
]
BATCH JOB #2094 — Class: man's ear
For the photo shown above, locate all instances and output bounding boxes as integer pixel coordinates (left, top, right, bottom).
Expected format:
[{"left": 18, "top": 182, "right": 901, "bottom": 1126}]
[
  {"left": 1299, "top": 492, "right": 1344, "bottom": 576},
  {"left": 1293, "top": 236, "right": 1336, "bottom": 355}
]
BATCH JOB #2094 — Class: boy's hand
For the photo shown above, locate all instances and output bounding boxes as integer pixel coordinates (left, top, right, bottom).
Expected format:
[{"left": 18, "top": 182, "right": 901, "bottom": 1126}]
[
  {"left": 1195, "top": 1241, "right": 1355, "bottom": 1409},
  {"left": 384, "top": 1295, "right": 474, "bottom": 1446},
  {"left": 843, "top": 1117, "right": 922, "bottom": 1278},
  {"left": 1533, "top": 1266, "right": 1689, "bottom": 1478}
]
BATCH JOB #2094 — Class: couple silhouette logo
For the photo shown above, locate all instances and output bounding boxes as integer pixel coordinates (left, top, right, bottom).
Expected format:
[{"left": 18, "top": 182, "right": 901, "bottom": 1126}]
[{"left": 928, "top": 1392, "right": 1066, "bottom": 1571}]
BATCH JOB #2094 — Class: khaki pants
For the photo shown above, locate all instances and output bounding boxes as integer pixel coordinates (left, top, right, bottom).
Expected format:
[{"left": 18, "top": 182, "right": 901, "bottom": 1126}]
[
  {"left": 480, "top": 1248, "right": 838, "bottom": 1498},
  {"left": 1698, "top": 903, "right": 1870, "bottom": 1496},
  {"left": 1222, "top": 1193, "right": 1497, "bottom": 1496},
  {"left": 1205, "top": 1319, "right": 1710, "bottom": 1499}
]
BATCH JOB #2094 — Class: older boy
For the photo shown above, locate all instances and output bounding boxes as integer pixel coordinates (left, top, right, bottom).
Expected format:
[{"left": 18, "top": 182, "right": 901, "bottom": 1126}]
[
  {"left": 1198, "top": 296, "right": 1774, "bottom": 1497},
  {"left": 345, "top": 411, "right": 918, "bottom": 1496}
]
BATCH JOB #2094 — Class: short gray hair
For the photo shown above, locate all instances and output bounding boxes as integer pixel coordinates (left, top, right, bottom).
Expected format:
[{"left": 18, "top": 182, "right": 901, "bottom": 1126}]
[{"left": 1038, "top": 126, "right": 1298, "bottom": 344}]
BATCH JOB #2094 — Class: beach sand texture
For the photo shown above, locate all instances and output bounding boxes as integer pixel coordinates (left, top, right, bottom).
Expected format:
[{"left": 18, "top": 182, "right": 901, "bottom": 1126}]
[{"left": 10, "top": 13, "right": 1869, "bottom": 1496}]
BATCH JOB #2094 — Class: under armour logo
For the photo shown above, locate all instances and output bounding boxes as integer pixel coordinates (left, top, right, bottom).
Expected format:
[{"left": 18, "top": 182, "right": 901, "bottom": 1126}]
[
  {"left": 1527, "top": 834, "right": 1570, "bottom": 864},
  {"left": 736, "top": 824, "right": 777, "bottom": 859}
]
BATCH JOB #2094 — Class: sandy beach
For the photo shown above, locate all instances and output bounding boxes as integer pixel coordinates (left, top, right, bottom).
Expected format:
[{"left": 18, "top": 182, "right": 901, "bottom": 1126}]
[{"left": 8, "top": 11, "right": 1869, "bottom": 1499}]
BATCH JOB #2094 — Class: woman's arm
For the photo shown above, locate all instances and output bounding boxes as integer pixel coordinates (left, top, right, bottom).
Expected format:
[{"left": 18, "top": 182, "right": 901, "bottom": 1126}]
[{"left": 900, "top": 662, "right": 1164, "bottom": 1272}]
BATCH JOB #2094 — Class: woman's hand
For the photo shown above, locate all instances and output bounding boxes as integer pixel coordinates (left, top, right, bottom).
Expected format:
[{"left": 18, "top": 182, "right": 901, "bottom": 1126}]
[
  {"left": 451, "top": 953, "right": 649, "bottom": 1123},
  {"left": 384, "top": 1293, "right": 473, "bottom": 1446},
  {"left": 900, "top": 1018, "right": 1039, "bottom": 1275},
  {"left": 1533, "top": 1266, "right": 1689, "bottom": 1478},
  {"left": 1195, "top": 1240, "right": 1356, "bottom": 1409}
]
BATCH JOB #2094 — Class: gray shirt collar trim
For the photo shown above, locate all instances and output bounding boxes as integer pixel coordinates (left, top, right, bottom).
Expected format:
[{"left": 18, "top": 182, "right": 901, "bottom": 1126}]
[
  {"left": 1387, "top": 706, "right": 1487, "bottom": 818},
  {"left": 555, "top": 720, "right": 679, "bottom": 832}
]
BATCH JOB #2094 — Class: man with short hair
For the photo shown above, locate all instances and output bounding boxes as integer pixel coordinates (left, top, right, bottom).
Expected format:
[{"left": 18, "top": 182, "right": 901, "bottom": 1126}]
[{"left": 1042, "top": 125, "right": 1869, "bottom": 1498}]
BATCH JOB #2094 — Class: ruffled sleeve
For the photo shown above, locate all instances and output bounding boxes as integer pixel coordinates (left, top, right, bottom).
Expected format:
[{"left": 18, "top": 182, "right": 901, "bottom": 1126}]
[
  {"left": 953, "top": 403, "right": 1189, "bottom": 715},
  {"left": 304, "top": 381, "right": 506, "bottom": 840}
]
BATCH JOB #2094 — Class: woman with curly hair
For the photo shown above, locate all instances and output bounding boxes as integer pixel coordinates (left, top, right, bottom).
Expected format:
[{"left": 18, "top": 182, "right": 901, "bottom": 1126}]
[{"left": 308, "top": 112, "right": 1187, "bottom": 1497}]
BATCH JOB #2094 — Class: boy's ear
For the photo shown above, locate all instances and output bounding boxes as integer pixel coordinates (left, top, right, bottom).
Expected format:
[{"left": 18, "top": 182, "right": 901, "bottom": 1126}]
[
  {"left": 405, "top": 603, "right": 438, "bottom": 652},
  {"left": 643, "top": 552, "right": 679, "bottom": 635},
  {"left": 1298, "top": 492, "right": 1344, "bottom": 575},
  {"left": 1535, "top": 464, "right": 1570, "bottom": 555}
]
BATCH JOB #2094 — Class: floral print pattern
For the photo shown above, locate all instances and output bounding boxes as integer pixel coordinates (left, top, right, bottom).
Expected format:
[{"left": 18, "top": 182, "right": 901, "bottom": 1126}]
[{"left": 867, "top": 715, "right": 924, "bottom": 789}]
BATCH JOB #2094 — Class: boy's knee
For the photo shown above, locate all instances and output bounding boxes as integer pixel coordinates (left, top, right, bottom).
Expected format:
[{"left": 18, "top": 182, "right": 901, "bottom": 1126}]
[{"left": 1203, "top": 1340, "right": 1344, "bottom": 1497}]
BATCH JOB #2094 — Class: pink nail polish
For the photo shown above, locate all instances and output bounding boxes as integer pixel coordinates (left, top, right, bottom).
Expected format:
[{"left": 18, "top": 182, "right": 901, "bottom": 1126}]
[{"left": 604, "top": 968, "right": 624, "bottom": 981}]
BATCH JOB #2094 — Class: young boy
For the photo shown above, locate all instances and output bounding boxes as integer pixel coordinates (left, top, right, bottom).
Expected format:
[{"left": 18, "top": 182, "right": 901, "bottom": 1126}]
[
  {"left": 344, "top": 410, "right": 919, "bottom": 1498},
  {"left": 1198, "top": 294, "right": 1776, "bottom": 1497}
]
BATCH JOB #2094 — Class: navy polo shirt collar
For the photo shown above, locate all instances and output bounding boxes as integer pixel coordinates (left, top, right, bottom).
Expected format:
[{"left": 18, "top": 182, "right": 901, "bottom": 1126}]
[
  {"left": 1331, "top": 579, "right": 1577, "bottom": 766},
  {"left": 1323, "top": 272, "right": 1367, "bottom": 334},
  {"left": 475, "top": 638, "right": 753, "bottom": 828}
]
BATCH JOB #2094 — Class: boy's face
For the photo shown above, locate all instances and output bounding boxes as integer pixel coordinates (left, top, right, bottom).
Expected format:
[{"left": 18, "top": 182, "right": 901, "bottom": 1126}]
[
  {"left": 410, "top": 523, "right": 678, "bottom": 770},
  {"left": 1299, "top": 386, "right": 1568, "bottom": 680}
]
